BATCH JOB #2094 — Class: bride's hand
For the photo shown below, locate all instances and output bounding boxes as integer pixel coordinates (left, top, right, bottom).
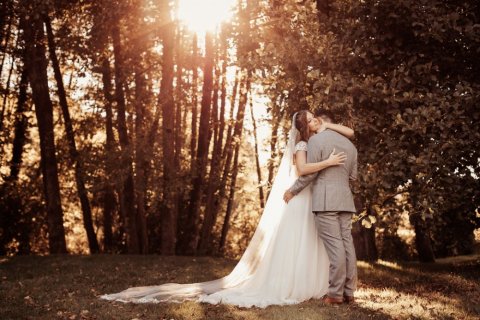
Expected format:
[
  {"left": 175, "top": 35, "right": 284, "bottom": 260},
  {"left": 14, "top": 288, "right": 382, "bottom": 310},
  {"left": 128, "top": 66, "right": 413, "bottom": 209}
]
[
  {"left": 326, "top": 148, "right": 346, "bottom": 166},
  {"left": 283, "top": 190, "right": 294, "bottom": 203}
]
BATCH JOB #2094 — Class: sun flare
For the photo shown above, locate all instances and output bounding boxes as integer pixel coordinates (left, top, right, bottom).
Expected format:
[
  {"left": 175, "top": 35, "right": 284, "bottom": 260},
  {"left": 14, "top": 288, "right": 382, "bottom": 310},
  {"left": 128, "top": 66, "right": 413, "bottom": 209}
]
[{"left": 177, "top": 0, "right": 236, "bottom": 34}]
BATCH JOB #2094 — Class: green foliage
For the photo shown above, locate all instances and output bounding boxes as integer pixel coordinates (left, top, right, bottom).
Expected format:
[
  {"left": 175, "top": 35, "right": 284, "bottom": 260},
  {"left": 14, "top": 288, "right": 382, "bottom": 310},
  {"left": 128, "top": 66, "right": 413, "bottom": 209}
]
[{"left": 253, "top": 0, "right": 480, "bottom": 258}]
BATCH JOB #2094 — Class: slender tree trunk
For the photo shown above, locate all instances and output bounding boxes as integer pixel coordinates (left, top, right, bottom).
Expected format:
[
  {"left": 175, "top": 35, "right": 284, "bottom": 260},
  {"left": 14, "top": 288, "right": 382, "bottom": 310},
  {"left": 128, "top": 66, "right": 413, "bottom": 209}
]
[
  {"left": 111, "top": 19, "right": 140, "bottom": 254},
  {"left": 221, "top": 69, "right": 240, "bottom": 160},
  {"left": 134, "top": 66, "right": 149, "bottom": 254},
  {"left": 100, "top": 55, "right": 117, "bottom": 252},
  {"left": 174, "top": 21, "right": 184, "bottom": 242},
  {"left": 218, "top": 72, "right": 243, "bottom": 202},
  {"left": 352, "top": 201, "right": 378, "bottom": 261},
  {"left": 410, "top": 213, "right": 435, "bottom": 262},
  {"left": 45, "top": 15, "right": 99, "bottom": 254},
  {"left": 92, "top": 2, "right": 121, "bottom": 251},
  {"left": 352, "top": 222, "right": 378, "bottom": 261},
  {"left": 219, "top": 75, "right": 250, "bottom": 253},
  {"left": 180, "top": 31, "right": 214, "bottom": 254},
  {"left": 20, "top": 14, "right": 67, "bottom": 254},
  {"left": 190, "top": 33, "right": 199, "bottom": 163},
  {"left": 197, "top": 60, "right": 222, "bottom": 254},
  {"left": 174, "top": 27, "right": 183, "bottom": 167},
  {"left": 175, "top": 24, "right": 189, "bottom": 252},
  {"left": 194, "top": 29, "right": 228, "bottom": 254},
  {"left": 131, "top": 1, "right": 149, "bottom": 254},
  {"left": 410, "top": 179, "right": 435, "bottom": 262},
  {"left": 267, "top": 94, "right": 284, "bottom": 189},
  {"left": 159, "top": 0, "right": 177, "bottom": 255},
  {"left": 219, "top": 144, "right": 240, "bottom": 253},
  {"left": 95, "top": 4, "right": 129, "bottom": 253},
  {"left": 8, "top": 67, "right": 28, "bottom": 181},
  {"left": 210, "top": 63, "right": 220, "bottom": 149},
  {"left": 211, "top": 73, "right": 243, "bottom": 235},
  {"left": 249, "top": 94, "right": 265, "bottom": 208},
  {"left": 217, "top": 38, "right": 228, "bottom": 161}
]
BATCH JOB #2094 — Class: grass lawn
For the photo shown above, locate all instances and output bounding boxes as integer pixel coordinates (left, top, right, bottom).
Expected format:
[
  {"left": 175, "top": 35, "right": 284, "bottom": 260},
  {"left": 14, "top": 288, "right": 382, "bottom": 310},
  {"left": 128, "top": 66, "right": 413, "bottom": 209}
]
[{"left": 1, "top": 254, "right": 479, "bottom": 320}]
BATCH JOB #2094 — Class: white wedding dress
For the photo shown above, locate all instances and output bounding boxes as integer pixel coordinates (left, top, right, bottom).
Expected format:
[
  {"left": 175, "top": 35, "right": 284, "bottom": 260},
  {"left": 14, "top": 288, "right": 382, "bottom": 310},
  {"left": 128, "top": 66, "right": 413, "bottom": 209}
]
[{"left": 101, "top": 120, "right": 329, "bottom": 308}]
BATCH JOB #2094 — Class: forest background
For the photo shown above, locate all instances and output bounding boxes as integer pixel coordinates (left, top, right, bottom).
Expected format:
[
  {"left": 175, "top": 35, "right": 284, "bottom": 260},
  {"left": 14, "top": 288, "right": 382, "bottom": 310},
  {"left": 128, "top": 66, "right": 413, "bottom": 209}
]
[{"left": 0, "top": 0, "right": 479, "bottom": 263}]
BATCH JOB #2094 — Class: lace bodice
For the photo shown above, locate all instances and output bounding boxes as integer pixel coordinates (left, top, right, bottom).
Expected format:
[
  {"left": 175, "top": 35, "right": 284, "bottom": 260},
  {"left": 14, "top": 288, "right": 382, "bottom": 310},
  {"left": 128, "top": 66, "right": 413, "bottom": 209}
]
[{"left": 294, "top": 141, "right": 307, "bottom": 152}]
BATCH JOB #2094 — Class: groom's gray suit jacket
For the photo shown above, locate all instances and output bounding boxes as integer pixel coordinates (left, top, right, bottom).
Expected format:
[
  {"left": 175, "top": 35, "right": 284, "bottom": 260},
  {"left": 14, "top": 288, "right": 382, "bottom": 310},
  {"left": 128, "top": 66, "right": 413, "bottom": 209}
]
[{"left": 289, "top": 129, "right": 357, "bottom": 213}]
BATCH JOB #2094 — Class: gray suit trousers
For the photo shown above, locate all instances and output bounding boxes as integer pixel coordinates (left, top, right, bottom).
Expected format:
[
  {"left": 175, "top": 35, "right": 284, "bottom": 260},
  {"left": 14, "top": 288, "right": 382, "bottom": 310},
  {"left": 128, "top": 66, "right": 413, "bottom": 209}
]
[{"left": 313, "top": 211, "right": 357, "bottom": 299}]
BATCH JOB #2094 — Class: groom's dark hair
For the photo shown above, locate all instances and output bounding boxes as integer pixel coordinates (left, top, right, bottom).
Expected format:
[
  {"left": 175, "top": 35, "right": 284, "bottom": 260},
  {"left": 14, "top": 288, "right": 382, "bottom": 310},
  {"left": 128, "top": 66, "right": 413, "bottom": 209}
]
[{"left": 314, "top": 109, "right": 336, "bottom": 123}]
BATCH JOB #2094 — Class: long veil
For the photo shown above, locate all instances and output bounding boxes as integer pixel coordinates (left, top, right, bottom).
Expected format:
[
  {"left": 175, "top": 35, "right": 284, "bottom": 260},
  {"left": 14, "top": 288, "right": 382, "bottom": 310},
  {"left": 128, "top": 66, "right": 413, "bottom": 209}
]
[{"left": 100, "top": 114, "right": 301, "bottom": 304}]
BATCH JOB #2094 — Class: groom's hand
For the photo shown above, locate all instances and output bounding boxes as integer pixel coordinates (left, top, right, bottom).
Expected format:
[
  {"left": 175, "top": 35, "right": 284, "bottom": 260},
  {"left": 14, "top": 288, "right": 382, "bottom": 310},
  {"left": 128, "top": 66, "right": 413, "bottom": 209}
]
[{"left": 283, "top": 190, "right": 294, "bottom": 203}]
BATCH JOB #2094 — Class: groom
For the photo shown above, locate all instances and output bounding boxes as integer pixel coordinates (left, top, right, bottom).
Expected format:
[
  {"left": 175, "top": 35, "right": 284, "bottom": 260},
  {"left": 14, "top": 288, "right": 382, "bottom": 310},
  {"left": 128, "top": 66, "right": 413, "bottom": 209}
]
[{"left": 284, "top": 110, "right": 358, "bottom": 305}]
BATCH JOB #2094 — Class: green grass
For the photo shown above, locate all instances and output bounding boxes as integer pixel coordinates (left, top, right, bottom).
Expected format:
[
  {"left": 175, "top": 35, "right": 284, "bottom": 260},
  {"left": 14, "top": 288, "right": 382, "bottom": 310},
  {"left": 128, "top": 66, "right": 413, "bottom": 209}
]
[{"left": 1, "top": 254, "right": 479, "bottom": 320}]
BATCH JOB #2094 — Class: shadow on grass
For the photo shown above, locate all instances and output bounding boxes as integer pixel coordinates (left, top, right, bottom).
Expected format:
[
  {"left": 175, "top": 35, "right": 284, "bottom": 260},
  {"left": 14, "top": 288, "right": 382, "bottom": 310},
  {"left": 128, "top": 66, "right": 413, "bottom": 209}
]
[{"left": 356, "top": 255, "right": 480, "bottom": 319}]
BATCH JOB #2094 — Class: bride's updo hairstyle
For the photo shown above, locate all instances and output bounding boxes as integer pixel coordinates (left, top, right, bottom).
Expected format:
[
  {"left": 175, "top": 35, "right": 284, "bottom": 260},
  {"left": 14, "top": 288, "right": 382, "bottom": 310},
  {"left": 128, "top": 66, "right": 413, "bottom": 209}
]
[{"left": 294, "top": 110, "right": 311, "bottom": 143}]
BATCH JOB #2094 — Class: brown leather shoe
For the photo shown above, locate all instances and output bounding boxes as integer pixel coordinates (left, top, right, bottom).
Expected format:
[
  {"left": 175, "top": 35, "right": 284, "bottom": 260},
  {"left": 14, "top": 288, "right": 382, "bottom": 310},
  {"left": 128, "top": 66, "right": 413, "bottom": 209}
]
[
  {"left": 322, "top": 295, "right": 344, "bottom": 305},
  {"left": 343, "top": 295, "right": 355, "bottom": 304}
]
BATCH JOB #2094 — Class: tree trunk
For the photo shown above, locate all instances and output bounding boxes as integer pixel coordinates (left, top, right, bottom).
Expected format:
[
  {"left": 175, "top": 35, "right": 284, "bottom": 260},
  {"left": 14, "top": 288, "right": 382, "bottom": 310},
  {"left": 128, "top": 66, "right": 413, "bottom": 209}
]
[
  {"left": 45, "top": 15, "right": 99, "bottom": 254},
  {"left": 410, "top": 178, "right": 435, "bottom": 263},
  {"left": 159, "top": 0, "right": 177, "bottom": 255},
  {"left": 219, "top": 74, "right": 250, "bottom": 253},
  {"left": 209, "top": 62, "right": 220, "bottom": 149},
  {"left": 217, "top": 37, "right": 228, "bottom": 162},
  {"left": 91, "top": 1, "right": 122, "bottom": 252},
  {"left": 8, "top": 67, "right": 29, "bottom": 181},
  {"left": 352, "top": 222, "right": 378, "bottom": 262},
  {"left": 197, "top": 41, "right": 228, "bottom": 254},
  {"left": 267, "top": 94, "right": 284, "bottom": 190},
  {"left": 180, "top": 31, "right": 214, "bottom": 255},
  {"left": 219, "top": 144, "right": 240, "bottom": 253},
  {"left": 111, "top": 19, "right": 140, "bottom": 254},
  {"left": 100, "top": 55, "right": 117, "bottom": 252},
  {"left": 190, "top": 33, "right": 199, "bottom": 163},
  {"left": 197, "top": 64, "right": 220, "bottom": 254},
  {"left": 134, "top": 73, "right": 149, "bottom": 254},
  {"left": 176, "top": 34, "right": 197, "bottom": 248},
  {"left": 212, "top": 72, "right": 242, "bottom": 233},
  {"left": 249, "top": 94, "right": 265, "bottom": 208},
  {"left": 131, "top": 1, "right": 149, "bottom": 254},
  {"left": 174, "top": 22, "right": 184, "bottom": 170},
  {"left": 351, "top": 198, "right": 377, "bottom": 261},
  {"left": 173, "top": 21, "right": 184, "bottom": 244},
  {"left": 410, "top": 213, "right": 435, "bottom": 262},
  {"left": 20, "top": 14, "right": 67, "bottom": 254},
  {"left": 221, "top": 69, "right": 240, "bottom": 161},
  {"left": 218, "top": 71, "right": 242, "bottom": 200}
]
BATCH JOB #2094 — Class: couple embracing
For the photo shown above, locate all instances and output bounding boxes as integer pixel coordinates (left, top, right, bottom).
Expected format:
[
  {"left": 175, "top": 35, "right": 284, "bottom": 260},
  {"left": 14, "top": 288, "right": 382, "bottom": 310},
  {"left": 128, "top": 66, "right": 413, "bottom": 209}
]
[{"left": 101, "top": 109, "right": 358, "bottom": 308}]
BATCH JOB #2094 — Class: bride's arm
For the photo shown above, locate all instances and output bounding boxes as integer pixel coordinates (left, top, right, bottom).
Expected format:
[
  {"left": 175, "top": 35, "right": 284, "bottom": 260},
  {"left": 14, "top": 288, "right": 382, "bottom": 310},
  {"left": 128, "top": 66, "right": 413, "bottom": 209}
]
[
  {"left": 295, "top": 149, "right": 346, "bottom": 176},
  {"left": 323, "top": 122, "right": 355, "bottom": 139}
]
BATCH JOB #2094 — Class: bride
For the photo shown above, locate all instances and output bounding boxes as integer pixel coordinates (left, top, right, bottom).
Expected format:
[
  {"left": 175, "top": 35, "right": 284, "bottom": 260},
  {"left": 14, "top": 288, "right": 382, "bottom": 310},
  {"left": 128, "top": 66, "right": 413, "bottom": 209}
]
[{"left": 100, "top": 110, "right": 354, "bottom": 308}]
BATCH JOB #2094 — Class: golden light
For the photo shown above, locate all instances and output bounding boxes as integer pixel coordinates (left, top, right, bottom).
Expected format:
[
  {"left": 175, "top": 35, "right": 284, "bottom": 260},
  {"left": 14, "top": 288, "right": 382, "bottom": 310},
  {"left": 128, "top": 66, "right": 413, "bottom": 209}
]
[{"left": 177, "top": 0, "right": 236, "bottom": 34}]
